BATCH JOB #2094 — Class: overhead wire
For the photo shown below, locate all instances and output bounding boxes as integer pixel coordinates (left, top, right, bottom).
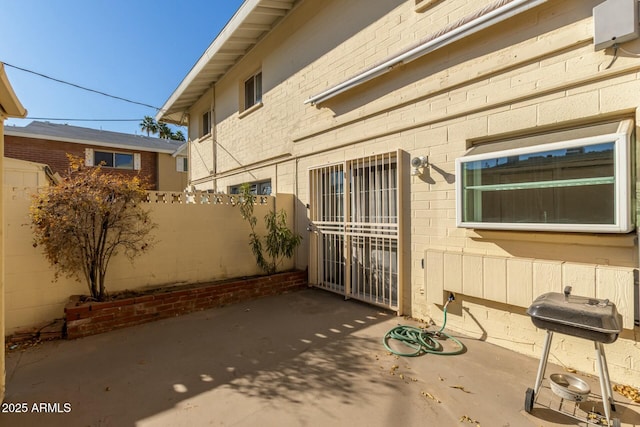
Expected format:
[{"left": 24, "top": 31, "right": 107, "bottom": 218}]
[
  {"left": 25, "top": 117, "right": 143, "bottom": 122},
  {"left": 1, "top": 61, "right": 163, "bottom": 111}
]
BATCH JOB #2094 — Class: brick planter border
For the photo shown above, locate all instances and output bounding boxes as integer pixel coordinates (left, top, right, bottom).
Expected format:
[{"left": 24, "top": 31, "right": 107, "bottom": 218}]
[{"left": 65, "top": 270, "right": 307, "bottom": 339}]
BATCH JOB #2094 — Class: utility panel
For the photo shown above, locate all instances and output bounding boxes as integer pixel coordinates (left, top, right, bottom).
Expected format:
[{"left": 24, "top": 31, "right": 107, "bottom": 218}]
[{"left": 593, "top": 0, "right": 639, "bottom": 50}]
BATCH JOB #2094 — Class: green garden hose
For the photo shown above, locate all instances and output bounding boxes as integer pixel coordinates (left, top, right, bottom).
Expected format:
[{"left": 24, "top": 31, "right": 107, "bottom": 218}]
[{"left": 382, "top": 297, "right": 465, "bottom": 357}]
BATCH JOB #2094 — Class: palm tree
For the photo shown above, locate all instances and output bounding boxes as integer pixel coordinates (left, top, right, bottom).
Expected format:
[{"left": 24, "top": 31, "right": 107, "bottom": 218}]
[
  {"left": 140, "top": 116, "right": 158, "bottom": 136},
  {"left": 158, "top": 122, "right": 173, "bottom": 139},
  {"left": 173, "top": 130, "right": 186, "bottom": 141}
]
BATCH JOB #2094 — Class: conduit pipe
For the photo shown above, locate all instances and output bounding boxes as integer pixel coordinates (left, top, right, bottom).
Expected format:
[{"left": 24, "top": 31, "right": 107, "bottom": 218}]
[{"left": 304, "top": 0, "right": 548, "bottom": 105}]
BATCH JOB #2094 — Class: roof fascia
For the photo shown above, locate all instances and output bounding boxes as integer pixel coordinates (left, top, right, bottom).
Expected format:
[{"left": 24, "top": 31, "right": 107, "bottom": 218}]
[
  {"left": 0, "top": 63, "right": 27, "bottom": 118},
  {"left": 172, "top": 141, "right": 188, "bottom": 157},
  {"left": 156, "top": 0, "right": 262, "bottom": 123},
  {"left": 4, "top": 130, "right": 177, "bottom": 154}
]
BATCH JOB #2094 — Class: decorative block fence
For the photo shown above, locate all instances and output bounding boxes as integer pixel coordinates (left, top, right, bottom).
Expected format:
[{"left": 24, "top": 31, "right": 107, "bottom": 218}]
[
  {"left": 65, "top": 270, "right": 307, "bottom": 339},
  {"left": 5, "top": 186, "right": 299, "bottom": 336}
]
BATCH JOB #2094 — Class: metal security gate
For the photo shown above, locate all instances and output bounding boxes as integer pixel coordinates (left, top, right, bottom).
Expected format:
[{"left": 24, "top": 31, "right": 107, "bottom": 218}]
[{"left": 309, "top": 151, "right": 402, "bottom": 311}]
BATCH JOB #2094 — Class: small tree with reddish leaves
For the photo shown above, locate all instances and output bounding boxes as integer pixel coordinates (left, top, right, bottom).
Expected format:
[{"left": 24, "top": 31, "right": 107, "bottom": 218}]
[{"left": 30, "top": 155, "right": 156, "bottom": 301}]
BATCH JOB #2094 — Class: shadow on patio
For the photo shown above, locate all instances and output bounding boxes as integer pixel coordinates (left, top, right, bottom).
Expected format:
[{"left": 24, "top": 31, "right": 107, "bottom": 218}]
[
  {"left": 2, "top": 288, "right": 640, "bottom": 427},
  {"left": 1, "top": 289, "right": 403, "bottom": 426}
]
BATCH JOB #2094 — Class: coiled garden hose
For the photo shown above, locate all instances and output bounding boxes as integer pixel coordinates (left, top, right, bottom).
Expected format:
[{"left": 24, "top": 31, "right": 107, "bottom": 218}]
[{"left": 382, "top": 296, "right": 465, "bottom": 357}]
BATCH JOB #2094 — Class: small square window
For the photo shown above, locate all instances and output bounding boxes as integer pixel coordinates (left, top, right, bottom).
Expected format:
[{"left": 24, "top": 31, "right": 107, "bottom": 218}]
[
  {"left": 114, "top": 153, "right": 134, "bottom": 169},
  {"left": 201, "top": 111, "right": 211, "bottom": 137},
  {"left": 94, "top": 151, "right": 114, "bottom": 167},
  {"left": 176, "top": 156, "right": 188, "bottom": 172},
  {"left": 244, "top": 72, "right": 262, "bottom": 110}
]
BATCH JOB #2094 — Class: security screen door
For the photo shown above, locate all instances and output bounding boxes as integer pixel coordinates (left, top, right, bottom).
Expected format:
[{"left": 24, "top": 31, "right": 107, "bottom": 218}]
[{"left": 309, "top": 151, "right": 401, "bottom": 311}]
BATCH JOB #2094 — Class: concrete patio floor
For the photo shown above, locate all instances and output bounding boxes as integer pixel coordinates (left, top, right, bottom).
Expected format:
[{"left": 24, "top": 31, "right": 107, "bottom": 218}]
[{"left": 2, "top": 288, "right": 639, "bottom": 427}]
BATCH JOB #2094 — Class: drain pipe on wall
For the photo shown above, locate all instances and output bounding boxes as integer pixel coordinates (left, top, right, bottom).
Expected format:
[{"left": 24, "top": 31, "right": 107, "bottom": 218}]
[
  {"left": 636, "top": 107, "right": 640, "bottom": 327},
  {"left": 211, "top": 84, "right": 217, "bottom": 191}
]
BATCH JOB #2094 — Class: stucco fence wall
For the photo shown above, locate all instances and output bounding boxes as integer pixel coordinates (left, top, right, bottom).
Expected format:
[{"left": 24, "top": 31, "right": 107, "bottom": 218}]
[{"left": 4, "top": 186, "right": 296, "bottom": 335}]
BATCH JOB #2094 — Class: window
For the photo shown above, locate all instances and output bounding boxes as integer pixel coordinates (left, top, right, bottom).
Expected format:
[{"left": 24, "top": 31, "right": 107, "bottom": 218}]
[
  {"left": 176, "top": 156, "right": 188, "bottom": 172},
  {"left": 201, "top": 111, "right": 211, "bottom": 137},
  {"left": 455, "top": 122, "right": 632, "bottom": 233},
  {"left": 94, "top": 151, "right": 135, "bottom": 170},
  {"left": 244, "top": 72, "right": 262, "bottom": 110},
  {"left": 229, "top": 180, "right": 271, "bottom": 195},
  {"left": 85, "top": 148, "right": 140, "bottom": 170}
]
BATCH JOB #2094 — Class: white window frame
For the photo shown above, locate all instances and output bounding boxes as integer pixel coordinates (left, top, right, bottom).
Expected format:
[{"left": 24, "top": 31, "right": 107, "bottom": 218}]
[
  {"left": 201, "top": 111, "right": 211, "bottom": 137},
  {"left": 244, "top": 71, "right": 262, "bottom": 110},
  {"left": 176, "top": 156, "right": 188, "bottom": 172},
  {"left": 455, "top": 130, "right": 632, "bottom": 233},
  {"left": 229, "top": 179, "right": 271, "bottom": 195},
  {"left": 85, "top": 148, "right": 141, "bottom": 170}
]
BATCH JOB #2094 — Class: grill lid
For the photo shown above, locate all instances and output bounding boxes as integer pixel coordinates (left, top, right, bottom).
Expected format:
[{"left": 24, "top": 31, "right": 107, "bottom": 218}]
[{"left": 527, "top": 287, "right": 621, "bottom": 335}]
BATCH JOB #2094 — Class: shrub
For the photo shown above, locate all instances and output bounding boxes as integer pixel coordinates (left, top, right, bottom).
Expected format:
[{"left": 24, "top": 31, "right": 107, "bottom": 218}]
[
  {"left": 30, "top": 155, "right": 156, "bottom": 301},
  {"left": 238, "top": 184, "right": 301, "bottom": 274}
]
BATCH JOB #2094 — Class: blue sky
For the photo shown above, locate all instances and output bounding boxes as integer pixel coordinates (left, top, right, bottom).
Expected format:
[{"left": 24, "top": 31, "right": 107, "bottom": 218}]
[{"left": 1, "top": 0, "right": 244, "bottom": 135}]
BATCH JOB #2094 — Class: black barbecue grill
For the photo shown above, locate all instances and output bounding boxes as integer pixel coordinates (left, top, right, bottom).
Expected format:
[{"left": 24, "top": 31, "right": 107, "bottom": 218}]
[{"left": 524, "top": 286, "right": 622, "bottom": 427}]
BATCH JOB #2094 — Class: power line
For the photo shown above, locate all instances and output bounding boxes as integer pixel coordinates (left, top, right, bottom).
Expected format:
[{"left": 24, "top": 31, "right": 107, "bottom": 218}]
[
  {"left": 2, "top": 61, "right": 163, "bottom": 111},
  {"left": 25, "top": 117, "right": 143, "bottom": 122}
]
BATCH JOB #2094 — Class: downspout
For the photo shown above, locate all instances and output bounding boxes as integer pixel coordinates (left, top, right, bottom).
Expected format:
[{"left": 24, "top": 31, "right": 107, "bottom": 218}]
[
  {"left": 156, "top": 152, "right": 160, "bottom": 190},
  {"left": 294, "top": 156, "right": 299, "bottom": 270},
  {"left": 636, "top": 108, "right": 640, "bottom": 327},
  {"left": 212, "top": 85, "right": 217, "bottom": 191},
  {"left": 304, "top": 0, "right": 547, "bottom": 105},
  {"left": 187, "top": 114, "right": 192, "bottom": 190}
]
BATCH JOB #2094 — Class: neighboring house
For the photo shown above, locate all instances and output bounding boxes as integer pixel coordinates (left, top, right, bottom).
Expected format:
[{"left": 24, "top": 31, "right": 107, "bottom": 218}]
[
  {"left": 0, "top": 61, "right": 27, "bottom": 402},
  {"left": 4, "top": 121, "right": 188, "bottom": 191},
  {"left": 157, "top": 0, "right": 640, "bottom": 386}
]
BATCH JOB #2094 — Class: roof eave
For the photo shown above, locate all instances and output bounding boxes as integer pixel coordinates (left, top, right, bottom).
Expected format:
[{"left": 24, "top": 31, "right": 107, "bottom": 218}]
[
  {"left": 0, "top": 63, "right": 27, "bottom": 118},
  {"left": 157, "top": 0, "right": 295, "bottom": 124},
  {"left": 4, "top": 130, "right": 178, "bottom": 154}
]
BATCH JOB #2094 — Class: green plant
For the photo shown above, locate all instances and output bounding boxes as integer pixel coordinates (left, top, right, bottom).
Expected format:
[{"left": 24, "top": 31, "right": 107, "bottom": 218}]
[
  {"left": 30, "top": 154, "right": 156, "bottom": 301},
  {"left": 238, "top": 183, "right": 302, "bottom": 274}
]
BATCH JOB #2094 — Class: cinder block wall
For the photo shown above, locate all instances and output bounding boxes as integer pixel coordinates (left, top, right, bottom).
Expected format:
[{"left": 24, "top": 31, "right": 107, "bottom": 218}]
[
  {"left": 4, "top": 188, "right": 294, "bottom": 335},
  {"left": 182, "top": 0, "right": 640, "bottom": 386}
]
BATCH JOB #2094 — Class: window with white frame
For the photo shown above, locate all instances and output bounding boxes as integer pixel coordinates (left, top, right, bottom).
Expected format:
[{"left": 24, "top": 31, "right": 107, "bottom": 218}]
[
  {"left": 455, "top": 121, "right": 633, "bottom": 233},
  {"left": 176, "top": 156, "right": 188, "bottom": 172},
  {"left": 229, "top": 179, "right": 271, "bottom": 195},
  {"left": 85, "top": 148, "right": 140, "bottom": 170},
  {"left": 244, "top": 71, "right": 262, "bottom": 110},
  {"left": 201, "top": 111, "right": 211, "bottom": 137}
]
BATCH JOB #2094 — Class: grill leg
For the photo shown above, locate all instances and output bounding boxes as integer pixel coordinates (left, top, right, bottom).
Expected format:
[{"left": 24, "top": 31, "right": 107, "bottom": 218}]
[
  {"left": 595, "top": 341, "right": 615, "bottom": 421},
  {"left": 534, "top": 330, "right": 553, "bottom": 395}
]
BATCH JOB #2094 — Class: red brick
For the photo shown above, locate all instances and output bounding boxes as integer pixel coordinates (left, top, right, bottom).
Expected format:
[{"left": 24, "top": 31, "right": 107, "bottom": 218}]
[
  {"left": 64, "top": 270, "right": 308, "bottom": 339},
  {"left": 5, "top": 135, "right": 159, "bottom": 190}
]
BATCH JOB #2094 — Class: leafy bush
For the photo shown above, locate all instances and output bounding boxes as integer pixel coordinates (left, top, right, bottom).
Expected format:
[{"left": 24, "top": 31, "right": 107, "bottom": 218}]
[
  {"left": 30, "top": 155, "right": 156, "bottom": 301},
  {"left": 238, "top": 184, "right": 301, "bottom": 274}
]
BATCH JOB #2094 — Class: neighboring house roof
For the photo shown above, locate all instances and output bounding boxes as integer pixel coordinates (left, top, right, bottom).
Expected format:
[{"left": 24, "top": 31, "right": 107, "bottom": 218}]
[
  {"left": 157, "top": 0, "right": 297, "bottom": 124},
  {"left": 172, "top": 141, "right": 188, "bottom": 157},
  {"left": 0, "top": 62, "right": 27, "bottom": 118},
  {"left": 5, "top": 121, "right": 184, "bottom": 154}
]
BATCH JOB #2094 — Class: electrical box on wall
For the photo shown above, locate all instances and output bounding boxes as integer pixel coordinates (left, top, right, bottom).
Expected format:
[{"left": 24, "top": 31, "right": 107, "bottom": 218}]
[{"left": 593, "top": 0, "right": 639, "bottom": 50}]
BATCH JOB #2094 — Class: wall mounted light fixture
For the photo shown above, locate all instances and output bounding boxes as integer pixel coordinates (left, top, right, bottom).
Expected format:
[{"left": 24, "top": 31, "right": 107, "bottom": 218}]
[{"left": 411, "top": 156, "right": 429, "bottom": 176}]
